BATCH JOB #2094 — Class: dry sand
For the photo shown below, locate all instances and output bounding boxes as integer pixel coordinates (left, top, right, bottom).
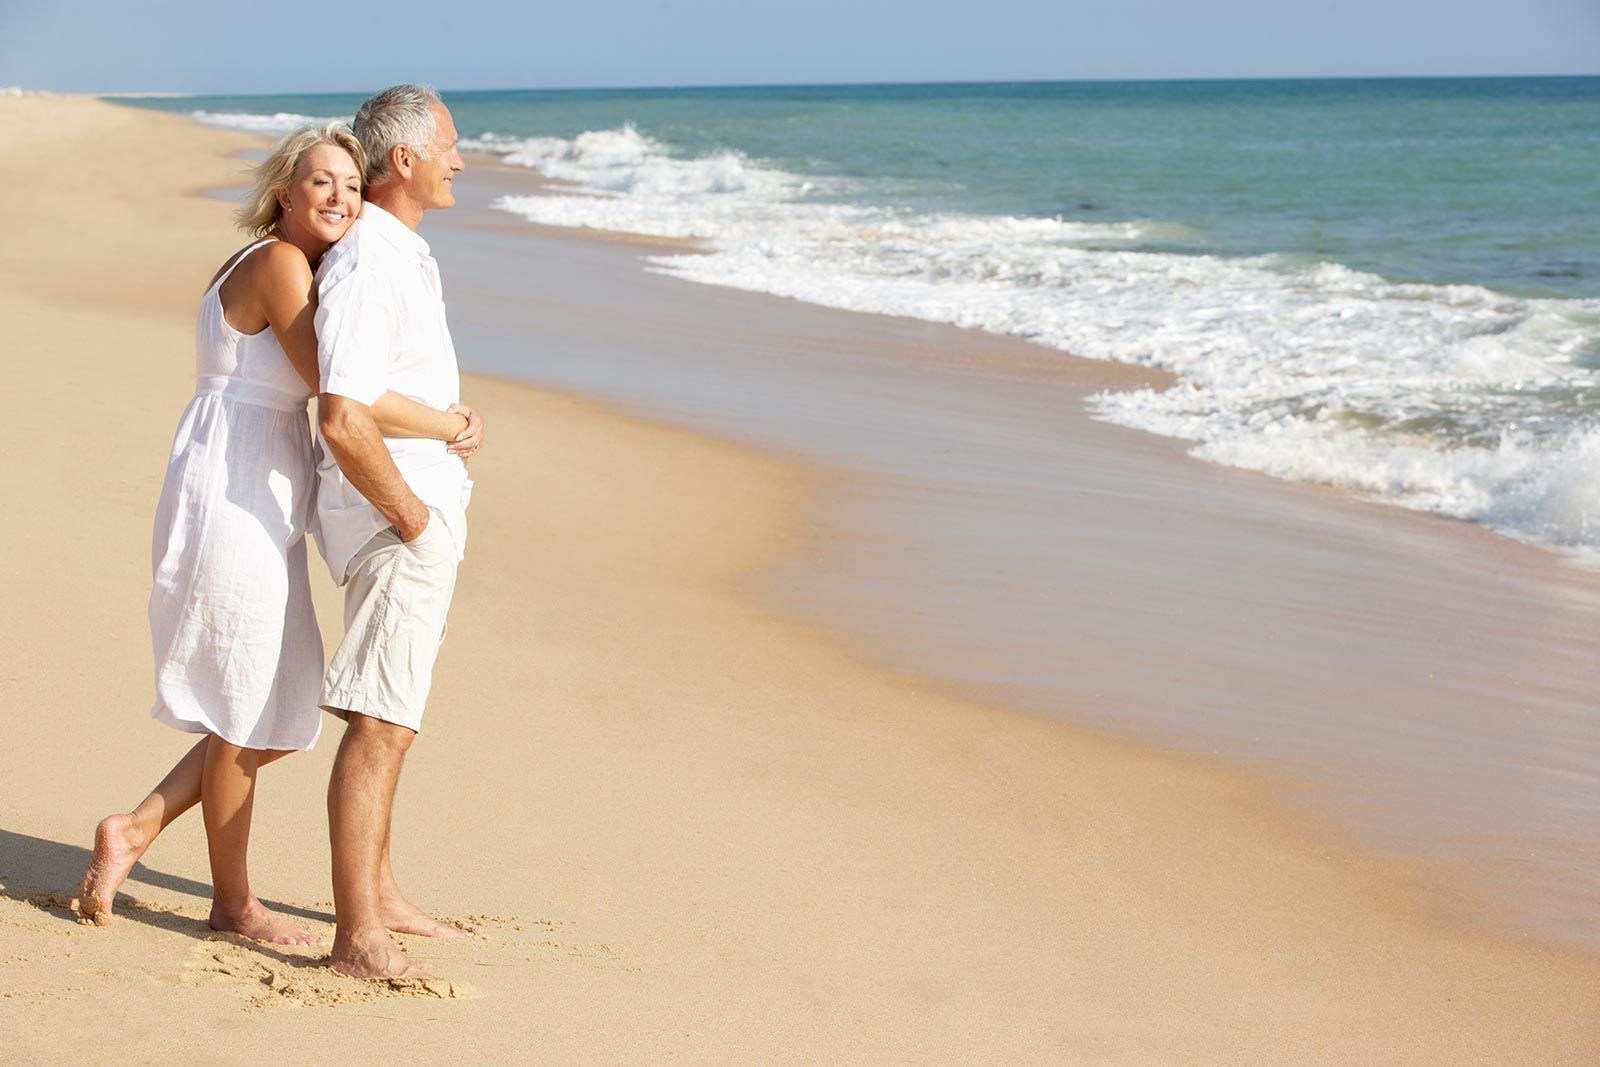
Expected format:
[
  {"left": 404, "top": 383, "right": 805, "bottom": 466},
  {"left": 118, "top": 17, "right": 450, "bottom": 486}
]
[{"left": 2, "top": 95, "right": 1599, "bottom": 1063}]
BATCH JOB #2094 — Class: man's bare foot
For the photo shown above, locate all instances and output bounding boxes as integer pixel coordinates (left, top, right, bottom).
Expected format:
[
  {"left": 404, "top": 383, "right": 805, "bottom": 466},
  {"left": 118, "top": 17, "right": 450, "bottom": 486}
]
[
  {"left": 76, "top": 814, "right": 149, "bottom": 925},
  {"left": 209, "top": 897, "right": 319, "bottom": 946},
  {"left": 329, "top": 927, "right": 433, "bottom": 980},
  {"left": 381, "top": 896, "right": 471, "bottom": 939}
]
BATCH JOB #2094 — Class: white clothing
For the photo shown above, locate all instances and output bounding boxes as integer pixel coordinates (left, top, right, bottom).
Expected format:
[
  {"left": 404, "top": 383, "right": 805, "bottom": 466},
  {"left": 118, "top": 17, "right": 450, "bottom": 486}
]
[
  {"left": 312, "top": 202, "right": 471, "bottom": 585},
  {"left": 320, "top": 507, "right": 459, "bottom": 733},
  {"left": 148, "top": 240, "right": 324, "bottom": 752}
]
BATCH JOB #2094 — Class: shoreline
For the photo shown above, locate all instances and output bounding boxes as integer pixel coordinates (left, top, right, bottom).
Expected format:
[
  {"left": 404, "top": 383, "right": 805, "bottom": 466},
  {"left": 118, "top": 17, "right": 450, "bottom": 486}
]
[
  {"left": 4, "top": 95, "right": 1600, "bottom": 1061},
  {"left": 429, "top": 153, "right": 1600, "bottom": 954}
]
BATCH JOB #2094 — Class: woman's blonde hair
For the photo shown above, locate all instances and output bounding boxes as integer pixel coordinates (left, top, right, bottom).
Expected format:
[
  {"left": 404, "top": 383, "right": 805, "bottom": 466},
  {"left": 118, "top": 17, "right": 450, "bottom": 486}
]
[{"left": 235, "top": 122, "right": 367, "bottom": 238}]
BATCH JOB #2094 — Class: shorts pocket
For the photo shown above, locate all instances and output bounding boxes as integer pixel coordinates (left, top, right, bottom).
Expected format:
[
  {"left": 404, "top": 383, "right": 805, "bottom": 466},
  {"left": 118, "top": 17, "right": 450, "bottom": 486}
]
[{"left": 401, "top": 508, "right": 451, "bottom": 566}]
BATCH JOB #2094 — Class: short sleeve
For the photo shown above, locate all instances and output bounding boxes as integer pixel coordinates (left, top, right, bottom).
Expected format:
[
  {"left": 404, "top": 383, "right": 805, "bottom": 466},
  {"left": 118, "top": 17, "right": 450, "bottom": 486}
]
[{"left": 315, "top": 258, "right": 392, "bottom": 406}]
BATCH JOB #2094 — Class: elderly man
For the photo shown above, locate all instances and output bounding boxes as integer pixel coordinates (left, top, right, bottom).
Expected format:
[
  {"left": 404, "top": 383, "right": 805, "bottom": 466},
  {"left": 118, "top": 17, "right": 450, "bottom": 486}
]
[{"left": 313, "top": 84, "right": 477, "bottom": 980}]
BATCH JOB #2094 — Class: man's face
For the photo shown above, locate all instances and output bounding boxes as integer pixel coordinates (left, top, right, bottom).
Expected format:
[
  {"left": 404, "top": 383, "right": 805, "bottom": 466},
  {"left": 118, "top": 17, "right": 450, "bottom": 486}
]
[{"left": 414, "top": 102, "right": 464, "bottom": 210}]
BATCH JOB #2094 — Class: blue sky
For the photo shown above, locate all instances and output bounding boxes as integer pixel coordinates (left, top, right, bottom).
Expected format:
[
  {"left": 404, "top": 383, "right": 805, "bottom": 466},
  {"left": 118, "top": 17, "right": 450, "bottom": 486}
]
[{"left": 3, "top": 0, "right": 1597, "bottom": 93}]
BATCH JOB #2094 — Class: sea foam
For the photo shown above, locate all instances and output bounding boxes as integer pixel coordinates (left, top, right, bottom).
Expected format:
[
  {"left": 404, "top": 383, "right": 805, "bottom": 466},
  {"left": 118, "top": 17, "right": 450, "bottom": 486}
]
[
  {"left": 463, "top": 124, "right": 1600, "bottom": 557},
  {"left": 190, "top": 110, "right": 345, "bottom": 135}
]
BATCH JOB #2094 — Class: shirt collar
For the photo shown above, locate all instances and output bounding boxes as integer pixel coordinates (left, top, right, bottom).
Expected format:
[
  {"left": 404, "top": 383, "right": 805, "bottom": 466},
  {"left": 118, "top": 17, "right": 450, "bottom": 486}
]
[{"left": 360, "top": 201, "right": 431, "bottom": 259}]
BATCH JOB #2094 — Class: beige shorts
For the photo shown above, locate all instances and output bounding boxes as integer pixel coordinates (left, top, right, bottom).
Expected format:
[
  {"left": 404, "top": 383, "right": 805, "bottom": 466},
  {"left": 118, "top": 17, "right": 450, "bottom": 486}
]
[{"left": 321, "top": 510, "right": 458, "bottom": 733}]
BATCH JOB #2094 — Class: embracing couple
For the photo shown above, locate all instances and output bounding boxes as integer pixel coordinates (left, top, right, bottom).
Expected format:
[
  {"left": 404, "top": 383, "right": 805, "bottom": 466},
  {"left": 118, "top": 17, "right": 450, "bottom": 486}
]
[{"left": 75, "top": 85, "right": 476, "bottom": 981}]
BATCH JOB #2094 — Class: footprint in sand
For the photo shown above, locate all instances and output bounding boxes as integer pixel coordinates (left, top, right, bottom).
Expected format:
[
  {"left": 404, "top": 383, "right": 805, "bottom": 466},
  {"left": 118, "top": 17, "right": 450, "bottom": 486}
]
[
  {"left": 460, "top": 914, "right": 638, "bottom": 973},
  {"left": 14, "top": 889, "right": 614, "bottom": 1006},
  {"left": 181, "top": 928, "right": 478, "bottom": 1009},
  {"left": 2, "top": 892, "right": 85, "bottom": 935}
]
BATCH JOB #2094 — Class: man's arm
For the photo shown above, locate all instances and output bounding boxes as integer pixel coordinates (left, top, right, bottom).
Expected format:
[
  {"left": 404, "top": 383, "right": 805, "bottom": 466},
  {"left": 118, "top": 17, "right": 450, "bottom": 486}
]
[
  {"left": 259, "top": 249, "right": 474, "bottom": 451},
  {"left": 315, "top": 258, "right": 433, "bottom": 539},
  {"left": 319, "top": 393, "right": 431, "bottom": 541}
]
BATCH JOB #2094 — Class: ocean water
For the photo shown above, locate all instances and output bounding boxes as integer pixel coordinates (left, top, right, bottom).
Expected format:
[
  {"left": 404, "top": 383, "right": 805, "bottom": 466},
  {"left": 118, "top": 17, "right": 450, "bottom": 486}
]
[{"left": 127, "top": 79, "right": 1600, "bottom": 556}]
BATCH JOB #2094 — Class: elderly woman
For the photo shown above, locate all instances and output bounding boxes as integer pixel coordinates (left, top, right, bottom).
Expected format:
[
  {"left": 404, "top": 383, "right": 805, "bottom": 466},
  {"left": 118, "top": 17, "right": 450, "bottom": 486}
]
[{"left": 75, "top": 123, "right": 481, "bottom": 944}]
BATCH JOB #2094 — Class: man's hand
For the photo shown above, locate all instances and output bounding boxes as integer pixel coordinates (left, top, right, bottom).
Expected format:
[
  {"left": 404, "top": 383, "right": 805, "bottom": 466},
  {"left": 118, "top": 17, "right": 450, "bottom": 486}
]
[
  {"left": 392, "top": 499, "right": 432, "bottom": 542},
  {"left": 445, "top": 403, "right": 483, "bottom": 460}
]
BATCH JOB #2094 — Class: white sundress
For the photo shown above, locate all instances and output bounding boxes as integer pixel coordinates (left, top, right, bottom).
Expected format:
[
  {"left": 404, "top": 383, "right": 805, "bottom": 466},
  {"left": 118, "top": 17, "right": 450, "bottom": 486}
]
[{"left": 148, "top": 239, "right": 324, "bottom": 751}]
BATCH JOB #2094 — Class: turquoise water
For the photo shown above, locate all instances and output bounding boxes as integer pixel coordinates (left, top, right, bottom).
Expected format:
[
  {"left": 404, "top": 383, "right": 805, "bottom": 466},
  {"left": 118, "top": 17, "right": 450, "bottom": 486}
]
[
  {"left": 124, "top": 79, "right": 1600, "bottom": 555},
  {"left": 128, "top": 78, "right": 1599, "bottom": 297}
]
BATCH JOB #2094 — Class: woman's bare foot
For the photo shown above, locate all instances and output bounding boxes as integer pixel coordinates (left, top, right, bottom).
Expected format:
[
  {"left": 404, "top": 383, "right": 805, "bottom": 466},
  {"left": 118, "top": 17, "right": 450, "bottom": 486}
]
[
  {"left": 209, "top": 897, "right": 319, "bottom": 946},
  {"left": 381, "top": 895, "right": 471, "bottom": 939},
  {"left": 76, "top": 814, "right": 150, "bottom": 925},
  {"left": 329, "top": 927, "right": 433, "bottom": 980}
]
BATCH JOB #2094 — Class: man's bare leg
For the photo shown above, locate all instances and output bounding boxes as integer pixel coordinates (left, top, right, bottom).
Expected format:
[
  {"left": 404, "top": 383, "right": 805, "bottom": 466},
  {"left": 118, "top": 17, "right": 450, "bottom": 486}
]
[
  {"left": 328, "top": 713, "right": 431, "bottom": 979},
  {"left": 78, "top": 738, "right": 291, "bottom": 924},
  {"left": 200, "top": 736, "right": 316, "bottom": 945},
  {"left": 377, "top": 826, "right": 470, "bottom": 939}
]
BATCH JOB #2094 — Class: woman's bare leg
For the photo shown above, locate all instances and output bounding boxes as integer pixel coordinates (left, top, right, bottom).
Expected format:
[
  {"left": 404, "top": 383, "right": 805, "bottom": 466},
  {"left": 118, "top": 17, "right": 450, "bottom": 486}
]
[
  {"left": 201, "top": 735, "right": 315, "bottom": 945},
  {"left": 78, "top": 737, "right": 208, "bottom": 923},
  {"left": 77, "top": 737, "right": 290, "bottom": 925}
]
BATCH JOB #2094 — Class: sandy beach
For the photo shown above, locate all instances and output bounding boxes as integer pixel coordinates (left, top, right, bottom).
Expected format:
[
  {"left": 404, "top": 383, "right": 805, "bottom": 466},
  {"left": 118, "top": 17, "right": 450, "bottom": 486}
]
[
  {"left": 4, "top": 94, "right": 1600, "bottom": 1063},
  {"left": 437, "top": 161, "right": 1600, "bottom": 949}
]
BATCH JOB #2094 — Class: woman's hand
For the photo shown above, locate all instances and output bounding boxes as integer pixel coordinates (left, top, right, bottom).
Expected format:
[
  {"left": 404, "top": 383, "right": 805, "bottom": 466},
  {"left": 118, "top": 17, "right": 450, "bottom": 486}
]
[{"left": 446, "top": 403, "right": 484, "bottom": 460}]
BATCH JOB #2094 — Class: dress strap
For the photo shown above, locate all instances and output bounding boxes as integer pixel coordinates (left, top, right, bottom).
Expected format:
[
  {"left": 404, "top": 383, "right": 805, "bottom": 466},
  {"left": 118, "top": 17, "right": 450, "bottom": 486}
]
[{"left": 207, "top": 238, "right": 279, "bottom": 293}]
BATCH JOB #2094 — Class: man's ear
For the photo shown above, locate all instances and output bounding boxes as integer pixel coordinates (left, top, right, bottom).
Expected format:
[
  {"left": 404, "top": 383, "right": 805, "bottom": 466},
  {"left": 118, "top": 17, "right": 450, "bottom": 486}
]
[{"left": 391, "top": 143, "right": 412, "bottom": 178}]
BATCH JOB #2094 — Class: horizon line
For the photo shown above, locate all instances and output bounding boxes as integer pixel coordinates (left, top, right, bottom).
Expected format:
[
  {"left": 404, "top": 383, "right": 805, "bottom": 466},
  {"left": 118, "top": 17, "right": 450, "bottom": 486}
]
[{"left": 90, "top": 70, "right": 1600, "bottom": 99}]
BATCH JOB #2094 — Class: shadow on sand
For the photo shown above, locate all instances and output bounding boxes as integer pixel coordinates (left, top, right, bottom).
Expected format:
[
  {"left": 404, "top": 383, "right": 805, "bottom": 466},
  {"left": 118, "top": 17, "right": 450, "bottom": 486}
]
[{"left": 0, "top": 826, "right": 335, "bottom": 943}]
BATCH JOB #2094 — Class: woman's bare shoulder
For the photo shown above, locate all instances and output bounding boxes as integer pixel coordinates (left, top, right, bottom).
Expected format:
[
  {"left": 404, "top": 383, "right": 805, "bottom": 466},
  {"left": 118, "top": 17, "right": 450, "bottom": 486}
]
[
  {"left": 212, "top": 239, "right": 311, "bottom": 293},
  {"left": 249, "top": 239, "right": 313, "bottom": 283},
  {"left": 205, "top": 241, "right": 262, "bottom": 292}
]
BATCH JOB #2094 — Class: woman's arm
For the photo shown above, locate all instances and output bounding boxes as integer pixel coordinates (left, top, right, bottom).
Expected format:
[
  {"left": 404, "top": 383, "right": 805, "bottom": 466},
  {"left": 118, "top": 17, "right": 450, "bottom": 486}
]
[
  {"left": 256, "top": 245, "right": 481, "bottom": 453},
  {"left": 369, "top": 393, "right": 467, "bottom": 442}
]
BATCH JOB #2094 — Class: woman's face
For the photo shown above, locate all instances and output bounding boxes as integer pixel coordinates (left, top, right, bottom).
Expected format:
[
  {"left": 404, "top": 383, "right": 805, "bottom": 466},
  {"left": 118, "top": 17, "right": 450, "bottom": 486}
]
[{"left": 277, "top": 143, "right": 362, "bottom": 244}]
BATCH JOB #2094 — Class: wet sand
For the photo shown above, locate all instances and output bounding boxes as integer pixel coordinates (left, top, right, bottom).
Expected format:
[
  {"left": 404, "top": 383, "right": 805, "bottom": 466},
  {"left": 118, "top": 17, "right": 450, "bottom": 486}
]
[
  {"left": 3, "top": 95, "right": 1600, "bottom": 1063},
  {"left": 436, "top": 162, "right": 1600, "bottom": 951}
]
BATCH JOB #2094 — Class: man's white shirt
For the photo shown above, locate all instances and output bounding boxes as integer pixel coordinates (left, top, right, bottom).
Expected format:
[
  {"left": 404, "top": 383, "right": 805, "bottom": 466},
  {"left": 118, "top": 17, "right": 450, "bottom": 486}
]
[{"left": 312, "top": 201, "right": 472, "bottom": 584}]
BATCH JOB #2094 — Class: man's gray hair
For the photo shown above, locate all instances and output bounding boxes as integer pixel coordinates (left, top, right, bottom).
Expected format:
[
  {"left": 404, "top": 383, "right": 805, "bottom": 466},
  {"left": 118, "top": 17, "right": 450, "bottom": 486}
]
[{"left": 353, "top": 84, "right": 442, "bottom": 185}]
